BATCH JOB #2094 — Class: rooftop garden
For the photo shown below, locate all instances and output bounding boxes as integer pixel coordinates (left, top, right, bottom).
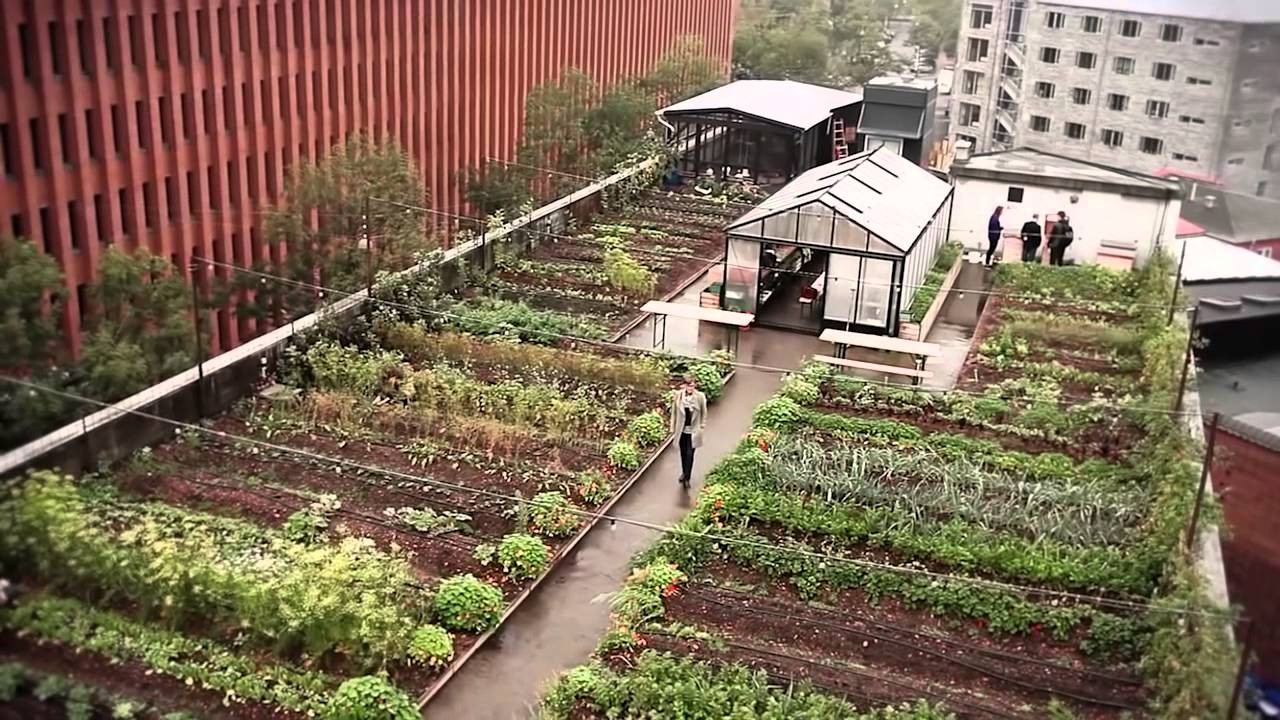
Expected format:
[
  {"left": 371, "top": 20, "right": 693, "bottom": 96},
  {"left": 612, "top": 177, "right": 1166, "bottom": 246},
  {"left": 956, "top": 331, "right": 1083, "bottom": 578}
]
[{"left": 538, "top": 256, "right": 1235, "bottom": 719}]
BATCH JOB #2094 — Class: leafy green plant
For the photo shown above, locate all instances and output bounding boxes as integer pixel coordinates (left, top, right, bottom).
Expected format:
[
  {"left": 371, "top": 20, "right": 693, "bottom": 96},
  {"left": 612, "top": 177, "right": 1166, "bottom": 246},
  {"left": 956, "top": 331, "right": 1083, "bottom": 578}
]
[
  {"left": 527, "top": 491, "right": 581, "bottom": 537},
  {"left": 607, "top": 439, "right": 642, "bottom": 471},
  {"left": 626, "top": 411, "right": 666, "bottom": 447},
  {"left": 0, "top": 664, "right": 23, "bottom": 702},
  {"left": 442, "top": 296, "right": 608, "bottom": 342},
  {"left": 66, "top": 685, "right": 97, "bottom": 720},
  {"left": 497, "top": 533, "right": 551, "bottom": 580},
  {"left": 33, "top": 674, "right": 70, "bottom": 701},
  {"left": 110, "top": 699, "right": 143, "bottom": 719},
  {"left": 281, "top": 494, "right": 341, "bottom": 543},
  {"left": 574, "top": 469, "right": 612, "bottom": 505},
  {"left": 305, "top": 340, "right": 405, "bottom": 397},
  {"left": 603, "top": 247, "right": 656, "bottom": 296},
  {"left": 752, "top": 396, "right": 805, "bottom": 430},
  {"left": 688, "top": 362, "right": 724, "bottom": 401},
  {"left": 779, "top": 374, "right": 819, "bottom": 405},
  {"left": 432, "top": 574, "right": 504, "bottom": 632},
  {"left": 608, "top": 559, "right": 687, "bottom": 627},
  {"left": 324, "top": 675, "right": 418, "bottom": 720},
  {"left": 407, "top": 625, "right": 454, "bottom": 668},
  {"left": 383, "top": 505, "right": 471, "bottom": 535}
]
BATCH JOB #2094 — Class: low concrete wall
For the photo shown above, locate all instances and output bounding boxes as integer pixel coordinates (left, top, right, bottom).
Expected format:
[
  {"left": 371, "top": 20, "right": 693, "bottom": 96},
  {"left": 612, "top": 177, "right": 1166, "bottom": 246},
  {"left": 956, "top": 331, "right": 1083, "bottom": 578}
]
[
  {"left": 918, "top": 252, "right": 965, "bottom": 340},
  {"left": 1, "top": 156, "right": 664, "bottom": 480}
]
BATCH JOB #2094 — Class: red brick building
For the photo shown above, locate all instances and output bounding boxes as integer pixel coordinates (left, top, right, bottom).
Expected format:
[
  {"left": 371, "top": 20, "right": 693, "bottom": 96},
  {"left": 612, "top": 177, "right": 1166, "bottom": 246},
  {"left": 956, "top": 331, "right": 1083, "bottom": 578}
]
[{"left": 0, "top": 0, "right": 737, "bottom": 353}]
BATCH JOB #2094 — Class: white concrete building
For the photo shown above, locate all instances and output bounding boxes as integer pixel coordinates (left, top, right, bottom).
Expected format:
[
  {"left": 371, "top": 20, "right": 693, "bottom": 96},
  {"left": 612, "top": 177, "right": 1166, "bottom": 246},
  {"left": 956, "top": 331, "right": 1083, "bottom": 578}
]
[
  {"left": 950, "top": 0, "right": 1280, "bottom": 200},
  {"left": 949, "top": 147, "right": 1183, "bottom": 266}
]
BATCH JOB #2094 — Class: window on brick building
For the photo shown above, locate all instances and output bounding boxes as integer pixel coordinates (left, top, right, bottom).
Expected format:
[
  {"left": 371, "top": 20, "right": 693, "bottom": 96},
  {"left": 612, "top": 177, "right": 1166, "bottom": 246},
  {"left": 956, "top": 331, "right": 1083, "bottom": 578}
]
[
  {"left": 118, "top": 189, "right": 132, "bottom": 235},
  {"left": 175, "top": 10, "right": 190, "bottom": 62},
  {"left": 159, "top": 96, "right": 173, "bottom": 145},
  {"left": 180, "top": 93, "right": 193, "bottom": 138},
  {"left": 197, "top": 8, "right": 210, "bottom": 58},
  {"left": 75, "top": 19, "right": 92, "bottom": 75},
  {"left": 48, "top": 22, "right": 66, "bottom": 75},
  {"left": 207, "top": 166, "right": 219, "bottom": 209},
  {"left": 152, "top": 12, "right": 167, "bottom": 66},
  {"left": 165, "top": 176, "right": 179, "bottom": 220},
  {"left": 93, "top": 194, "right": 109, "bottom": 241},
  {"left": 38, "top": 206, "right": 52, "bottom": 252},
  {"left": 217, "top": 7, "right": 231, "bottom": 54},
  {"left": 142, "top": 182, "right": 156, "bottom": 228},
  {"left": 29, "top": 118, "right": 45, "bottom": 170},
  {"left": 67, "top": 201, "right": 83, "bottom": 250},
  {"left": 11, "top": 213, "right": 25, "bottom": 238},
  {"left": 187, "top": 170, "right": 199, "bottom": 214},
  {"left": 127, "top": 15, "right": 142, "bottom": 67},
  {"left": 135, "top": 100, "right": 149, "bottom": 149},
  {"left": 247, "top": 155, "right": 259, "bottom": 201},
  {"left": 57, "top": 113, "right": 72, "bottom": 164},
  {"left": 0, "top": 124, "right": 12, "bottom": 176},
  {"left": 258, "top": 2, "right": 270, "bottom": 52},
  {"left": 278, "top": 76, "right": 289, "bottom": 118},
  {"left": 17, "top": 23, "right": 34, "bottom": 79},
  {"left": 276, "top": 2, "right": 287, "bottom": 49},
  {"left": 223, "top": 85, "right": 234, "bottom": 130},
  {"left": 238, "top": 6, "right": 251, "bottom": 53},
  {"left": 102, "top": 18, "right": 118, "bottom": 69},
  {"left": 242, "top": 81, "right": 252, "bottom": 125}
]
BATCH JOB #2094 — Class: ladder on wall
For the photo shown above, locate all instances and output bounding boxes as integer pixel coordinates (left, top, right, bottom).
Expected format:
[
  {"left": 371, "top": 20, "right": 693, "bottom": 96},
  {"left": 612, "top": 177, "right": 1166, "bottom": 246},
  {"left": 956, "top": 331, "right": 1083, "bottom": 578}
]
[{"left": 832, "top": 117, "right": 850, "bottom": 160}]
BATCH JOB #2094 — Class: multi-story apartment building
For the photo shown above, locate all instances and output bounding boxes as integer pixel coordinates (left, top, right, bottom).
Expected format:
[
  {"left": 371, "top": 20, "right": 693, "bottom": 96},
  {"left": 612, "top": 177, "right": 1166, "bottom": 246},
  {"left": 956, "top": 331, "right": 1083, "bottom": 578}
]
[
  {"left": 950, "top": 0, "right": 1280, "bottom": 200},
  {"left": 0, "top": 1, "right": 736, "bottom": 355}
]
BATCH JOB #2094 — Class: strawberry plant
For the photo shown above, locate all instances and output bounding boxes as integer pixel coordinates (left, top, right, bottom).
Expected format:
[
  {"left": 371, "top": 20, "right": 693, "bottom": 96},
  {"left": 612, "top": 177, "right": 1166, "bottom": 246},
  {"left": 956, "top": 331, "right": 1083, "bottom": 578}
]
[{"left": 432, "top": 574, "right": 504, "bottom": 632}]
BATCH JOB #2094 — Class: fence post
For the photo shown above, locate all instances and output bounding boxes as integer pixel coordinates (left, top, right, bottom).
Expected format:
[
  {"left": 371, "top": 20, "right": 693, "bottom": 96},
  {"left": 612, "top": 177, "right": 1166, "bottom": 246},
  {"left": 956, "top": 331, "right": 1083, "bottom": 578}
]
[
  {"left": 1168, "top": 239, "right": 1188, "bottom": 326},
  {"left": 1185, "top": 411, "right": 1219, "bottom": 552},
  {"left": 1174, "top": 306, "right": 1199, "bottom": 412},
  {"left": 1227, "top": 618, "right": 1254, "bottom": 720}
]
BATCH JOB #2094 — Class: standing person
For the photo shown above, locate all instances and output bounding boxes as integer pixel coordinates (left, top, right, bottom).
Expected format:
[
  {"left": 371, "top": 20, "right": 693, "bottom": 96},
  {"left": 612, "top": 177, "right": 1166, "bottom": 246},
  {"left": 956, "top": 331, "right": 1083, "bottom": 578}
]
[
  {"left": 986, "top": 206, "right": 1004, "bottom": 267},
  {"left": 1048, "top": 211, "right": 1074, "bottom": 266},
  {"left": 1019, "top": 214, "right": 1042, "bottom": 263},
  {"left": 670, "top": 375, "right": 707, "bottom": 488}
]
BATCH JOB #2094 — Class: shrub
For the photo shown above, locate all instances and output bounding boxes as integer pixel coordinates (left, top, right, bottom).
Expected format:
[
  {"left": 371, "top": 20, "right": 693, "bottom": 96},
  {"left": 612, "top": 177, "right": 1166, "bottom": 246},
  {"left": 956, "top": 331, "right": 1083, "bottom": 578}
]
[
  {"left": 528, "top": 492, "right": 581, "bottom": 537},
  {"left": 603, "top": 248, "right": 656, "bottom": 296},
  {"left": 67, "top": 685, "right": 97, "bottom": 720},
  {"left": 574, "top": 469, "right": 612, "bottom": 505},
  {"left": 626, "top": 411, "right": 666, "bottom": 447},
  {"left": 779, "top": 375, "right": 819, "bottom": 405},
  {"left": 305, "top": 340, "right": 404, "bottom": 397},
  {"left": 432, "top": 574, "right": 504, "bottom": 632},
  {"left": 407, "top": 625, "right": 454, "bottom": 668},
  {"left": 607, "top": 439, "right": 642, "bottom": 471},
  {"left": 443, "top": 297, "right": 608, "bottom": 343},
  {"left": 495, "top": 533, "right": 551, "bottom": 580},
  {"left": 0, "top": 664, "right": 23, "bottom": 702},
  {"left": 324, "top": 675, "right": 418, "bottom": 720},
  {"left": 752, "top": 396, "right": 804, "bottom": 430},
  {"left": 688, "top": 362, "right": 724, "bottom": 401},
  {"left": 33, "top": 674, "right": 70, "bottom": 701}
]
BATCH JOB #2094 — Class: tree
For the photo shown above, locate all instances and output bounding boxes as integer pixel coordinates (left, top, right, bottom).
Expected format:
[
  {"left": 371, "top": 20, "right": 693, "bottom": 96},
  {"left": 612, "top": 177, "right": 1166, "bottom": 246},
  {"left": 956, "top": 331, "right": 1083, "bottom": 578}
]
[
  {"left": 830, "top": 0, "right": 899, "bottom": 86},
  {"left": 0, "top": 235, "right": 65, "bottom": 371},
  {"left": 911, "top": 0, "right": 961, "bottom": 56},
  {"left": 80, "top": 247, "right": 193, "bottom": 399},
  {"left": 260, "top": 134, "right": 430, "bottom": 319},
  {"left": 733, "top": 0, "right": 899, "bottom": 86}
]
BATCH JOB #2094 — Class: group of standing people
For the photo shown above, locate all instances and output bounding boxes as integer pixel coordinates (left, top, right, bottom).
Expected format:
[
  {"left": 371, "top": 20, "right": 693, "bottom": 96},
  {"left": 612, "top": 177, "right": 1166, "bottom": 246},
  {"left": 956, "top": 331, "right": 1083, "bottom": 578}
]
[{"left": 986, "top": 207, "right": 1074, "bottom": 267}]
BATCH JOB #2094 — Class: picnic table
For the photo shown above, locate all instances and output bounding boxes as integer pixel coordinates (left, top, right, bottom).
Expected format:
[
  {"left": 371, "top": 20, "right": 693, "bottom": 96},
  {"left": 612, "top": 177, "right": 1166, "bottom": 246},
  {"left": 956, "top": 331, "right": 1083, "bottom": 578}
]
[
  {"left": 641, "top": 301, "right": 754, "bottom": 355},
  {"left": 816, "top": 328, "right": 941, "bottom": 385}
]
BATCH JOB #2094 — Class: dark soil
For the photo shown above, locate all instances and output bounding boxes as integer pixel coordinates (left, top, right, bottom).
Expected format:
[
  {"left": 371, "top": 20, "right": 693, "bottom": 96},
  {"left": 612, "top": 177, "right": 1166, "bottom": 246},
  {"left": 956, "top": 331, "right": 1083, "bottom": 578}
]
[
  {"left": 662, "top": 579, "right": 1146, "bottom": 718},
  {"left": 1, "top": 633, "right": 299, "bottom": 720}
]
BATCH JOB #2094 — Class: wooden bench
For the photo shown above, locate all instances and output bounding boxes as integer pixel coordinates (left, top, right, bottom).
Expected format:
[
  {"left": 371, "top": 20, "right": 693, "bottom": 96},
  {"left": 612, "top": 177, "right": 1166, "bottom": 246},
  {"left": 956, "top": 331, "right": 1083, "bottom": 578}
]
[
  {"left": 811, "top": 355, "right": 933, "bottom": 380},
  {"left": 641, "top": 301, "right": 755, "bottom": 355},
  {"left": 817, "top": 329, "right": 941, "bottom": 385}
]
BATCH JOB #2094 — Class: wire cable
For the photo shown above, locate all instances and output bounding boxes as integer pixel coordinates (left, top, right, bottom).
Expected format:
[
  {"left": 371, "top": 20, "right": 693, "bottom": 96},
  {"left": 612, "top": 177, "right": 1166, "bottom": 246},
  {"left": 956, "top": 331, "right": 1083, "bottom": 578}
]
[{"left": 0, "top": 375, "right": 1233, "bottom": 619}]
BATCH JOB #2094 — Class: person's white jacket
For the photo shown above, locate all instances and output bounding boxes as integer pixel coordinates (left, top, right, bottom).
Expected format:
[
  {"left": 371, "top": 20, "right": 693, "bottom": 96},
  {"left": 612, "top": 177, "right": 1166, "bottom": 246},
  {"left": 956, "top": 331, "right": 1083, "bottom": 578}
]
[{"left": 669, "top": 388, "right": 707, "bottom": 448}]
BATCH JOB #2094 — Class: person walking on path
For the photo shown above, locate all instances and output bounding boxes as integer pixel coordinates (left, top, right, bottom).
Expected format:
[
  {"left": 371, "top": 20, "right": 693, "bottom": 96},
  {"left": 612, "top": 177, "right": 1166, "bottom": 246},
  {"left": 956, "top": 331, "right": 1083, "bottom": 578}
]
[
  {"left": 1020, "top": 214, "right": 1042, "bottom": 263},
  {"left": 670, "top": 375, "right": 707, "bottom": 488},
  {"left": 1048, "top": 211, "right": 1074, "bottom": 266},
  {"left": 986, "top": 206, "right": 1004, "bottom": 267}
]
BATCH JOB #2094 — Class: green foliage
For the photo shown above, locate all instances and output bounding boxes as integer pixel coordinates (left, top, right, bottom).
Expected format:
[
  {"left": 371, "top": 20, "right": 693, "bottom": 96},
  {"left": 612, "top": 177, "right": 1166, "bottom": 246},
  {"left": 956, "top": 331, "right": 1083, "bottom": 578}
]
[
  {"left": 0, "top": 663, "right": 22, "bottom": 701},
  {"left": 407, "top": 625, "right": 454, "bottom": 668},
  {"left": 281, "top": 494, "right": 341, "bottom": 543},
  {"left": 527, "top": 491, "right": 581, "bottom": 537},
  {"left": 910, "top": 0, "right": 962, "bottom": 55},
  {"left": 603, "top": 248, "right": 656, "bottom": 297},
  {"left": 109, "top": 698, "right": 142, "bottom": 719},
  {"left": 608, "top": 559, "right": 687, "bottom": 627},
  {"left": 489, "top": 533, "right": 551, "bottom": 580},
  {"left": 0, "top": 471, "right": 428, "bottom": 665},
  {"left": 779, "top": 375, "right": 819, "bottom": 405},
  {"left": 689, "top": 362, "right": 725, "bottom": 401},
  {"left": 752, "top": 396, "right": 806, "bottom": 430},
  {"left": 907, "top": 242, "right": 962, "bottom": 322},
  {"left": 3, "top": 594, "right": 336, "bottom": 714},
  {"left": 626, "top": 411, "right": 667, "bottom": 447},
  {"left": 432, "top": 575, "right": 504, "bottom": 632},
  {"left": 607, "top": 439, "right": 642, "bottom": 471},
  {"left": 574, "top": 469, "right": 613, "bottom": 505},
  {"left": 442, "top": 296, "right": 608, "bottom": 342},
  {"left": 33, "top": 674, "right": 71, "bottom": 701},
  {"left": 541, "top": 651, "right": 951, "bottom": 720},
  {"left": 0, "top": 234, "right": 64, "bottom": 370},
  {"left": 734, "top": 0, "right": 898, "bottom": 86},
  {"left": 66, "top": 685, "right": 97, "bottom": 720},
  {"left": 305, "top": 340, "right": 405, "bottom": 397},
  {"left": 324, "top": 675, "right": 418, "bottom": 720}
]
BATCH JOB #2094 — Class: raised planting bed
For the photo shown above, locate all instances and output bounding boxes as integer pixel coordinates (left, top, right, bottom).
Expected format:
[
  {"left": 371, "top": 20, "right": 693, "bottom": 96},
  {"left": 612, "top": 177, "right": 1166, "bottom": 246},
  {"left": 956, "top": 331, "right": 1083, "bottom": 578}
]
[
  {"left": 0, "top": 323, "right": 734, "bottom": 718},
  {"left": 539, "top": 256, "right": 1237, "bottom": 720}
]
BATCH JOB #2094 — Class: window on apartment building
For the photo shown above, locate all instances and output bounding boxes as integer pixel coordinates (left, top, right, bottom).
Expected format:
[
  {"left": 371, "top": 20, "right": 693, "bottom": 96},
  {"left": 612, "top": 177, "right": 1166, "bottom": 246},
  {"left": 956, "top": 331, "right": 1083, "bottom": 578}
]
[
  {"left": 110, "top": 104, "right": 124, "bottom": 154},
  {"left": 1262, "top": 143, "right": 1278, "bottom": 172},
  {"left": 265, "top": 151, "right": 277, "bottom": 198},
  {"left": 222, "top": 85, "right": 234, "bottom": 130},
  {"left": 0, "top": 123, "right": 12, "bottom": 176},
  {"left": 93, "top": 194, "right": 108, "bottom": 241},
  {"left": 967, "top": 38, "right": 990, "bottom": 62},
  {"left": 75, "top": 19, "right": 92, "bottom": 75},
  {"left": 1226, "top": 157, "right": 1245, "bottom": 166},
  {"left": 1072, "top": 88, "right": 1092, "bottom": 105},
  {"left": 971, "top": 5, "right": 993, "bottom": 29},
  {"left": 101, "top": 18, "right": 118, "bottom": 69},
  {"left": 135, "top": 100, "right": 149, "bottom": 149},
  {"left": 118, "top": 188, "right": 132, "bottom": 235},
  {"left": 187, "top": 170, "right": 198, "bottom": 214},
  {"left": 158, "top": 96, "right": 172, "bottom": 145},
  {"left": 1257, "top": 182, "right": 1268, "bottom": 197},
  {"left": 1113, "top": 57, "right": 1134, "bottom": 75},
  {"left": 1179, "top": 114, "right": 1205, "bottom": 124},
  {"left": 241, "top": 81, "right": 252, "bottom": 125},
  {"left": 257, "top": 2, "right": 270, "bottom": 52},
  {"left": 67, "top": 201, "right": 83, "bottom": 250},
  {"left": 1076, "top": 52, "right": 1096, "bottom": 69},
  {"left": 1232, "top": 118, "right": 1254, "bottom": 130},
  {"left": 1030, "top": 116, "right": 1051, "bottom": 132},
  {"left": 1040, "top": 47, "right": 1060, "bottom": 63},
  {"left": 127, "top": 15, "right": 142, "bottom": 67},
  {"left": 1159, "top": 24, "right": 1183, "bottom": 42},
  {"left": 84, "top": 109, "right": 100, "bottom": 158},
  {"left": 247, "top": 155, "right": 258, "bottom": 201},
  {"left": 142, "top": 182, "right": 157, "bottom": 228},
  {"left": 37, "top": 207, "right": 52, "bottom": 252},
  {"left": 1101, "top": 129, "right": 1124, "bottom": 148},
  {"left": 1045, "top": 11, "right": 1065, "bottom": 29},
  {"left": 1107, "top": 93, "right": 1129, "bottom": 111},
  {"left": 57, "top": 113, "right": 72, "bottom": 164},
  {"left": 1186, "top": 76, "right": 1212, "bottom": 86},
  {"left": 152, "top": 12, "right": 167, "bottom": 66},
  {"left": 29, "top": 118, "right": 46, "bottom": 170},
  {"left": 278, "top": 76, "right": 289, "bottom": 118},
  {"left": 959, "top": 103, "right": 982, "bottom": 127},
  {"left": 175, "top": 10, "right": 189, "bottom": 62},
  {"left": 197, "top": 8, "right": 210, "bottom": 58},
  {"left": 328, "top": 68, "right": 337, "bottom": 110},
  {"left": 237, "top": 6, "right": 250, "bottom": 53},
  {"left": 1139, "top": 137, "right": 1164, "bottom": 155},
  {"left": 293, "top": 0, "right": 304, "bottom": 47},
  {"left": 1064, "top": 122, "right": 1087, "bottom": 139},
  {"left": 207, "top": 166, "right": 219, "bottom": 209},
  {"left": 10, "top": 213, "right": 25, "bottom": 239},
  {"left": 48, "top": 22, "right": 66, "bottom": 75},
  {"left": 1082, "top": 16, "right": 1102, "bottom": 33},
  {"left": 296, "top": 74, "right": 305, "bottom": 114},
  {"left": 1152, "top": 63, "right": 1175, "bottom": 81},
  {"left": 165, "top": 176, "right": 179, "bottom": 220},
  {"left": 226, "top": 160, "right": 239, "bottom": 205},
  {"left": 1171, "top": 152, "right": 1199, "bottom": 162},
  {"left": 217, "top": 7, "right": 231, "bottom": 54},
  {"left": 1194, "top": 37, "right": 1220, "bottom": 47},
  {"left": 1119, "top": 19, "right": 1141, "bottom": 37},
  {"left": 1145, "top": 100, "right": 1170, "bottom": 119},
  {"left": 1247, "top": 39, "right": 1269, "bottom": 53},
  {"left": 17, "top": 22, "right": 34, "bottom": 79},
  {"left": 180, "top": 93, "right": 193, "bottom": 138},
  {"left": 275, "top": 2, "right": 287, "bottom": 49},
  {"left": 260, "top": 79, "right": 270, "bottom": 122},
  {"left": 1034, "top": 81, "right": 1055, "bottom": 98},
  {"left": 962, "top": 70, "right": 981, "bottom": 95}
]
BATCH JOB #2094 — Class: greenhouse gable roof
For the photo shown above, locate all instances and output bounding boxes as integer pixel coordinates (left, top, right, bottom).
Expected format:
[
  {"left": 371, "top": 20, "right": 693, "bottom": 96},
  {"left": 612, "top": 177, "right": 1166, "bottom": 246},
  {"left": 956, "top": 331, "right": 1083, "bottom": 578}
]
[
  {"left": 658, "top": 80, "right": 862, "bottom": 132},
  {"left": 726, "top": 147, "right": 953, "bottom": 253}
]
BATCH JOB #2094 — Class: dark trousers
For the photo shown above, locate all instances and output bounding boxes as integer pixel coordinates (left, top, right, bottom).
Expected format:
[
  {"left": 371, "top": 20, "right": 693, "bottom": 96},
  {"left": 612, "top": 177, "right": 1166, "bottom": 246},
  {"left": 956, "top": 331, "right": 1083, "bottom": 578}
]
[
  {"left": 678, "top": 433, "right": 695, "bottom": 480},
  {"left": 1049, "top": 243, "right": 1066, "bottom": 266},
  {"left": 985, "top": 235, "right": 999, "bottom": 265},
  {"left": 1021, "top": 241, "right": 1040, "bottom": 263}
]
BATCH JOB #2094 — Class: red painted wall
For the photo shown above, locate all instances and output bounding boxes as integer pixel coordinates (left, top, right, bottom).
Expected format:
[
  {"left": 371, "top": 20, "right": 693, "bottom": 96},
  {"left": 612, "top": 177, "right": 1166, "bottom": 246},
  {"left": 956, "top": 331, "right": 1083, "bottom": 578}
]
[{"left": 0, "top": 0, "right": 737, "bottom": 354}]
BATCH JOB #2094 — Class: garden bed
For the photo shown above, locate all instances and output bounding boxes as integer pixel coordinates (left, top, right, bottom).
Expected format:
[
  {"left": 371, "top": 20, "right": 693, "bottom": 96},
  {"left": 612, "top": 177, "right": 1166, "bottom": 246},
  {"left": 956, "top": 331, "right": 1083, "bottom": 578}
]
[
  {"left": 0, "top": 318, "right": 735, "bottom": 717},
  {"left": 539, "top": 258, "right": 1235, "bottom": 720}
]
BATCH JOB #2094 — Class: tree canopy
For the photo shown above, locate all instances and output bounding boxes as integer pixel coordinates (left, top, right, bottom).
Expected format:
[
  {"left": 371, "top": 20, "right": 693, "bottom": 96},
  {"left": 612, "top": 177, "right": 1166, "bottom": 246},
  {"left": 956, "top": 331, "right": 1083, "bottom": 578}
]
[
  {"left": 0, "top": 235, "right": 64, "bottom": 371},
  {"left": 733, "top": 0, "right": 901, "bottom": 87}
]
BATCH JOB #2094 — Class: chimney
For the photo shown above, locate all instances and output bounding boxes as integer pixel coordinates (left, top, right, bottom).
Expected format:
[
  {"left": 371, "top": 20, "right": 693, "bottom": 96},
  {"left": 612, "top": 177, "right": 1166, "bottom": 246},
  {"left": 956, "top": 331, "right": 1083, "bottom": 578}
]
[
  {"left": 1203, "top": 194, "right": 1216, "bottom": 209},
  {"left": 954, "top": 138, "right": 973, "bottom": 162}
]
